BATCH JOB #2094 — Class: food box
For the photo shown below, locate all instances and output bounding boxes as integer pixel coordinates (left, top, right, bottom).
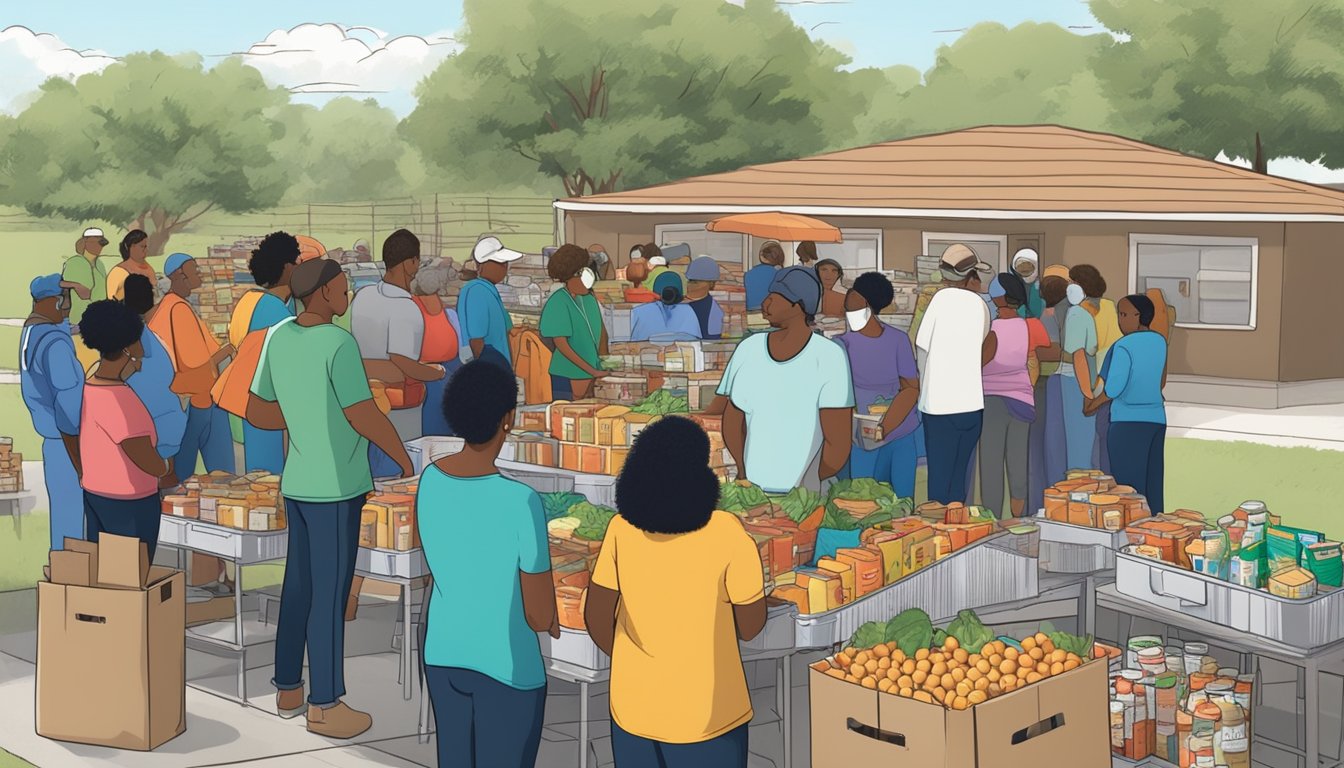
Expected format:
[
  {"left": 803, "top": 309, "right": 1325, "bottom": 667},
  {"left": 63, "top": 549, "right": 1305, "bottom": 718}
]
[
  {"left": 556, "top": 586, "right": 586, "bottom": 630},
  {"left": 796, "top": 568, "right": 846, "bottom": 613},
  {"left": 773, "top": 584, "right": 811, "bottom": 613},
  {"left": 1268, "top": 567, "right": 1317, "bottom": 599},
  {"left": 595, "top": 405, "right": 632, "bottom": 446},
  {"left": 622, "top": 412, "right": 661, "bottom": 442},
  {"left": 854, "top": 413, "right": 885, "bottom": 450},
  {"left": 817, "top": 558, "right": 856, "bottom": 603},
  {"left": 161, "top": 495, "right": 199, "bottom": 519},
  {"left": 516, "top": 405, "right": 550, "bottom": 433},
  {"left": 809, "top": 656, "right": 1110, "bottom": 768},
  {"left": 836, "top": 548, "right": 883, "bottom": 598},
  {"left": 1125, "top": 519, "right": 1200, "bottom": 568}
]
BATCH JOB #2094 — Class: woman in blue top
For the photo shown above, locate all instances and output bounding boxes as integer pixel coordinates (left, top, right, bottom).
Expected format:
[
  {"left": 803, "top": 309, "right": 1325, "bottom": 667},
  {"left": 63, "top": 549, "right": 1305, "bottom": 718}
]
[
  {"left": 239, "top": 232, "right": 300, "bottom": 474},
  {"left": 122, "top": 275, "right": 189, "bottom": 486},
  {"left": 629, "top": 271, "right": 703, "bottom": 342},
  {"left": 417, "top": 360, "right": 558, "bottom": 768},
  {"left": 1086, "top": 294, "right": 1167, "bottom": 514}
]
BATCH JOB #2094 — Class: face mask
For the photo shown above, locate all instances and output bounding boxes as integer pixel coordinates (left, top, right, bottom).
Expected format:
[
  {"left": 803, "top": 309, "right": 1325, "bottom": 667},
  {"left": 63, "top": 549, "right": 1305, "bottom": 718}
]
[
  {"left": 579, "top": 268, "right": 596, "bottom": 290},
  {"left": 1066, "top": 284, "right": 1086, "bottom": 306},
  {"left": 845, "top": 307, "right": 871, "bottom": 332}
]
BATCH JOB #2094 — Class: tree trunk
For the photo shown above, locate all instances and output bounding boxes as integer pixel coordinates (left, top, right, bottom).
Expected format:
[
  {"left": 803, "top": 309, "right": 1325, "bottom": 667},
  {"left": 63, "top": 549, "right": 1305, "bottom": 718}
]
[
  {"left": 145, "top": 227, "right": 175, "bottom": 258},
  {"left": 1253, "top": 132, "right": 1267, "bottom": 174}
]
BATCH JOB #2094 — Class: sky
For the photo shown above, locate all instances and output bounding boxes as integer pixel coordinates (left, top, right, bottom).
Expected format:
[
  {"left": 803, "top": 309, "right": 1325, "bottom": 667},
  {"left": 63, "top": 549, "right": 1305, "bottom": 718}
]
[{"left": 4, "top": 0, "right": 1343, "bottom": 182}]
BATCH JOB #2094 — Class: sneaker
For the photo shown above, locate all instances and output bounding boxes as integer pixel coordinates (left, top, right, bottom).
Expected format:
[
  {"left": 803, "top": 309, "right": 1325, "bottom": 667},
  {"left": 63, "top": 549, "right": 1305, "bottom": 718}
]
[
  {"left": 201, "top": 579, "right": 234, "bottom": 598},
  {"left": 276, "top": 688, "right": 305, "bottom": 720},
  {"left": 306, "top": 701, "right": 372, "bottom": 739}
]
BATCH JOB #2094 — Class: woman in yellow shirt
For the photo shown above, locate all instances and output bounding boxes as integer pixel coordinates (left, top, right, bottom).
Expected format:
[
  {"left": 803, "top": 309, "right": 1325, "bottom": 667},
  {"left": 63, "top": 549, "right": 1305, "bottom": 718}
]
[
  {"left": 586, "top": 417, "right": 767, "bottom": 767},
  {"left": 106, "top": 230, "right": 158, "bottom": 300}
]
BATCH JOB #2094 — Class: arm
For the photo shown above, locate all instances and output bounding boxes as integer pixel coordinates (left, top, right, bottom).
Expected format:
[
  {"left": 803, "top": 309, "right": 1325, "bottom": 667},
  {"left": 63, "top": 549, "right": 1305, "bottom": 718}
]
[
  {"left": 818, "top": 407, "right": 852, "bottom": 481},
  {"left": 520, "top": 570, "right": 560, "bottom": 637},
  {"left": 881, "top": 377, "right": 920, "bottom": 436},
  {"left": 1035, "top": 343, "right": 1063, "bottom": 363},
  {"left": 598, "top": 324, "right": 609, "bottom": 358},
  {"left": 734, "top": 599, "right": 768, "bottom": 642},
  {"left": 722, "top": 400, "right": 747, "bottom": 481},
  {"left": 390, "top": 353, "right": 445, "bottom": 382},
  {"left": 344, "top": 400, "right": 413, "bottom": 477},
  {"left": 246, "top": 393, "right": 287, "bottom": 430},
  {"left": 584, "top": 584, "right": 619, "bottom": 656},
  {"left": 981, "top": 330, "right": 998, "bottom": 368},
  {"left": 469, "top": 338, "right": 485, "bottom": 358},
  {"left": 121, "top": 436, "right": 169, "bottom": 478},
  {"left": 518, "top": 492, "right": 559, "bottom": 637},
  {"left": 62, "top": 433, "right": 82, "bottom": 478},
  {"left": 1072, "top": 350, "right": 1095, "bottom": 399},
  {"left": 553, "top": 336, "right": 606, "bottom": 378},
  {"left": 726, "top": 520, "right": 767, "bottom": 641}
]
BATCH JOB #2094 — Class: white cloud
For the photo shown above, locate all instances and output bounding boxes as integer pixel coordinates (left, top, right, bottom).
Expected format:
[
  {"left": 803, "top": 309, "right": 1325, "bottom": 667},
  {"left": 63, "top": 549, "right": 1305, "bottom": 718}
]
[
  {"left": 0, "top": 26, "right": 117, "bottom": 114},
  {"left": 1216, "top": 151, "right": 1344, "bottom": 186},
  {"left": 233, "top": 23, "right": 459, "bottom": 117}
]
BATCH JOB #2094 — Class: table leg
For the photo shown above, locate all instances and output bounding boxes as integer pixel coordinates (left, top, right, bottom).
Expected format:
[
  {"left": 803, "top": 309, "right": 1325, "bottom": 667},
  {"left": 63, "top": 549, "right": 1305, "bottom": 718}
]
[
  {"left": 580, "top": 680, "right": 590, "bottom": 768},
  {"left": 1082, "top": 575, "right": 1097, "bottom": 637},
  {"left": 782, "top": 652, "right": 793, "bottom": 768},
  {"left": 235, "top": 559, "right": 246, "bottom": 704},
  {"left": 1307, "top": 658, "right": 1320, "bottom": 768},
  {"left": 402, "top": 579, "right": 413, "bottom": 701}
]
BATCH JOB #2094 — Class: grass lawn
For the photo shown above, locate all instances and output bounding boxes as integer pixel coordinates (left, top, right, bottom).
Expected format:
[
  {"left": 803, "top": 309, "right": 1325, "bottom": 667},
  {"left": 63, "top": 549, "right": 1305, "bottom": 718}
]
[
  {"left": 1, "top": 439, "right": 1340, "bottom": 594},
  {"left": 0, "top": 749, "right": 36, "bottom": 768}
]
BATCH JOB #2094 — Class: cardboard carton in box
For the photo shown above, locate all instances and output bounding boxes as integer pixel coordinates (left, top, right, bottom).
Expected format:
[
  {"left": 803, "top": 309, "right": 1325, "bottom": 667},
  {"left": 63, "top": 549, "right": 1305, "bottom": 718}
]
[
  {"left": 97, "top": 533, "right": 149, "bottom": 589},
  {"left": 37, "top": 534, "right": 186, "bottom": 751},
  {"left": 595, "top": 405, "right": 631, "bottom": 446},
  {"left": 809, "top": 659, "right": 1110, "bottom": 768}
]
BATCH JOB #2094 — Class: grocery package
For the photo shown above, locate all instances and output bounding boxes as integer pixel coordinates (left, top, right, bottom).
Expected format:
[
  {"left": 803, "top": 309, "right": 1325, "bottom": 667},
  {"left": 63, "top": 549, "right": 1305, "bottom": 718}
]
[
  {"left": 359, "top": 493, "right": 418, "bottom": 551},
  {"left": 0, "top": 437, "right": 23, "bottom": 492},
  {"left": 37, "top": 534, "right": 186, "bottom": 750},
  {"left": 545, "top": 494, "right": 619, "bottom": 629},
  {"left": 810, "top": 608, "right": 1110, "bottom": 768},
  {"left": 1110, "top": 637, "right": 1253, "bottom": 768},
  {"left": 175, "top": 471, "right": 284, "bottom": 530},
  {"left": 1043, "top": 472, "right": 1149, "bottom": 529}
]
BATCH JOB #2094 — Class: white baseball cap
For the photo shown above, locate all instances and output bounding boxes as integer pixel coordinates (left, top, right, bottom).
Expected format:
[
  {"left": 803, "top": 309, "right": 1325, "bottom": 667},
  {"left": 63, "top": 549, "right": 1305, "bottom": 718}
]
[
  {"left": 82, "top": 227, "right": 104, "bottom": 238},
  {"left": 472, "top": 236, "right": 523, "bottom": 264}
]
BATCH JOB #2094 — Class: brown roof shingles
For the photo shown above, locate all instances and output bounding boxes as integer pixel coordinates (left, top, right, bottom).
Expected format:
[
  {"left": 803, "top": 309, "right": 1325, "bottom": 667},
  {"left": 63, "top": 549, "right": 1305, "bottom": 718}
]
[{"left": 562, "top": 125, "right": 1344, "bottom": 217}]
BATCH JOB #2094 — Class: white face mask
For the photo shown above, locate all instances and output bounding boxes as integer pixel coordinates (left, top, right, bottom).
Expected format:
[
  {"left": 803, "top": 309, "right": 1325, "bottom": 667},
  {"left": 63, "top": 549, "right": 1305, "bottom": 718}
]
[
  {"left": 579, "top": 268, "right": 596, "bottom": 290},
  {"left": 1066, "top": 283, "right": 1086, "bottom": 306},
  {"left": 845, "top": 307, "right": 871, "bottom": 332}
]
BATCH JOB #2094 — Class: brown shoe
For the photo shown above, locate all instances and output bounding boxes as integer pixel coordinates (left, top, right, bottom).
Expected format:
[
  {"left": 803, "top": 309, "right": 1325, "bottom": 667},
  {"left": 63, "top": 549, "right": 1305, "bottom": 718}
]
[
  {"left": 306, "top": 701, "right": 372, "bottom": 739},
  {"left": 276, "top": 688, "right": 305, "bottom": 720}
]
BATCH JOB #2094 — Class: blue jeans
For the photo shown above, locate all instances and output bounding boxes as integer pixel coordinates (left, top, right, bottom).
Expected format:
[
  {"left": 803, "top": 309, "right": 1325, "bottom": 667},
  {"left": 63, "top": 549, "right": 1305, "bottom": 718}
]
[
  {"left": 421, "top": 359, "right": 461, "bottom": 437},
  {"left": 272, "top": 496, "right": 362, "bottom": 707},
  {"left": 840, "top": 431, "right": 919, "bottom": 499},
  {"left": 551, "top": 374, "right": 574, "bottom": 401},
  {"left": 83, "top": 491, "right": 161, "bottom": 561},
  {"left": 611, "top": 721, "right": 749, "bottom": 768},
  {"left": 922, "top": 411, "right": 983, "bottom": 505},
  {"left": 1094, "top": 400, "right": 1113, "bottom": 474},
  {"left": 43, "top": 438, "right": 83, "bottom": 551},
  {"left": 1059, "top": 377, "right": 1097, "bottom": 472},
  {"left": 241, "top": 421, "right": 285, "bottom": 475},
  {"left": 175, "top": 404, "right": 235, "bottom": 477},
  {"left": 425, "top": 665, "right": 546, "bottom": 768},
  {"left": 1109, "top": 422, "right": 1166, "bottom": 514}
]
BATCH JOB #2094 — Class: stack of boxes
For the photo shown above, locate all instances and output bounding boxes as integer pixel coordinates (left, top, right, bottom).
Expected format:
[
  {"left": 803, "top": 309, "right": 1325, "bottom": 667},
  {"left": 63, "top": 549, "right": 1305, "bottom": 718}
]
[
  {"left": 195, "top": 238, "right": 263, "bottom": 341},
  {"left": 163, "top": 471, "right": 285, "bottom": 531},
  {"left": 0, "top": 437, "right": 23, "bottom": 493},
  {"left": 359, "top": 491, "right": 419, "bottom": 551},
  {"left": 1043, "top": 469, "right": 1152, "bottom": 531},
  {"left": 548, "top": 402, "right": 634, "bottom": 475}
]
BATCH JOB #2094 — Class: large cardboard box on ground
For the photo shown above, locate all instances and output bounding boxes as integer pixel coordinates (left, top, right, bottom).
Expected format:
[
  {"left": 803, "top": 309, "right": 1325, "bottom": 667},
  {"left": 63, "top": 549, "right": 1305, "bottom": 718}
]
[
  {"left": 809, "top": 658, "right": 1109, "bottom": 768},
  {"left": 36, "top": 534, "right": 186, "bottom": 751}
]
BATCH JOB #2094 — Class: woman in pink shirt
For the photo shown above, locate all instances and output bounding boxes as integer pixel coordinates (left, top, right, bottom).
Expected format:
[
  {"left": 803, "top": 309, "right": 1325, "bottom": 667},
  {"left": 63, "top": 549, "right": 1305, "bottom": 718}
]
[
  {"left": 70, "top": 300, "right": 169, "bottom": 557},
  {"left": 979, "top": 273, "right": 1050, "bottom": 518}
]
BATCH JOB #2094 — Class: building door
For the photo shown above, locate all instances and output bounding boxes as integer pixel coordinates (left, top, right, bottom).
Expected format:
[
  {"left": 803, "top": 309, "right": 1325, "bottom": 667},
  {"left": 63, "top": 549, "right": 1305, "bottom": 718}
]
[{"left": 1008, "top": 233, "right": 1044, "bottom": 277}]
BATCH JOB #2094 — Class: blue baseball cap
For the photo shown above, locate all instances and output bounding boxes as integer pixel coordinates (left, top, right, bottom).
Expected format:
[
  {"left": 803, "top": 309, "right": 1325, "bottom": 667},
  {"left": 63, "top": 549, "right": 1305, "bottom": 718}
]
[
  {"left": 768, "top": 265, "right": 822, "bottom": 316},
  {"left": 686, "top": 256, "right": 720, "bottom": 282},
  {"left": 988, "top": 275, "right": 1007, "bottom": 299},
  {"left": 30, "top": 274, "right": 64, "bottom": 300},
  {"left": 163, "top": 252, "right": 194, "bottom": 277}
]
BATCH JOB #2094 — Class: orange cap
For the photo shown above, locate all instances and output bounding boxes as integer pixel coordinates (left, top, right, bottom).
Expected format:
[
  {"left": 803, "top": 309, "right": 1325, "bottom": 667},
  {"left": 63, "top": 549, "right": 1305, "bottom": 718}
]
[
  {"left": 1043, "top": 264, "right": 1070, "bottom": 280},
  {"left": 296, "top": 235, "right": 327, "bottom": 263}
]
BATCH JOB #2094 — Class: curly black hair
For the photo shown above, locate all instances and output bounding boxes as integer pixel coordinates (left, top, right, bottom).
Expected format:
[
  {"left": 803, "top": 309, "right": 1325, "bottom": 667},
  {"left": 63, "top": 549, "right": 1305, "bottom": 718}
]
[
  {"left": 441, "top": 359, "right": 518, "bottom": 445},
  {"left": 121, "top": 273, "right": 155, "bottom": 315},
  {"left": 1069, "top": 264, "right": 1108, "bottom": 299},
  {"left": 615, "top": 416, "right": 719, "bottom": 535},
  {"left": 249, "top": 232, "right": 300, "bottom": 288},
  {"left": 80, "top": 299, "right": 144, "bottom": 359},
  {"left": 852, "top": 272, "right": 894, "bottom": 313},
  {"left": 546, "top": 244, "right": 592, "bottom": 283}
]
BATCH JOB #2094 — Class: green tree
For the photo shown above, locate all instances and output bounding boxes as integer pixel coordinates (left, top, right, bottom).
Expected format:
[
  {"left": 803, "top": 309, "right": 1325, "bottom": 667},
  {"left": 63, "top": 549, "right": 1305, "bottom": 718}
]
[
  {"left": 859, "top": 23, "right": 1117, "bottom": 144},
  {"left": 1091, "top": 0, "right": 1344, "bottom": 171},
  {"left": 403, "top": 0, "right": 868, "bottom": 197},
  {"left": 273, "top": 98, "right": 426, "bottom": 203},
  {"left": 0, "top": 53, "right": 291, "bottom": 254}
]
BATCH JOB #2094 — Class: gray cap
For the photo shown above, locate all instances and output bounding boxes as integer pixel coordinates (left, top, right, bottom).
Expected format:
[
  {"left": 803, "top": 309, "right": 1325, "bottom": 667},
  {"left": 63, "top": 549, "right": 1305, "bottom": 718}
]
[
  {"left": 768, "top": 265, "right": 822, "bottom": 316},
  {"left": 686, "top": 256, "right": 720, "bottom": 282}
]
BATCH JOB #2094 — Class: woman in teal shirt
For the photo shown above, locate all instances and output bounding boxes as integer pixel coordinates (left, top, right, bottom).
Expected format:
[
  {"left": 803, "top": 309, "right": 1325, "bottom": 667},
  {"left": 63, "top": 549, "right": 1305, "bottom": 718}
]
[
  {"left": 1086, "top": 293, "right": 1167, "bottom": 513},
  {"left": 240, "top": 232, "right": 300, "bottom": 474},
  {"left": 540, "top": 244, "right": 608, "bottom": 400},
  {"left": 417, "top": 360, "right": 558, "bottom": 768}
]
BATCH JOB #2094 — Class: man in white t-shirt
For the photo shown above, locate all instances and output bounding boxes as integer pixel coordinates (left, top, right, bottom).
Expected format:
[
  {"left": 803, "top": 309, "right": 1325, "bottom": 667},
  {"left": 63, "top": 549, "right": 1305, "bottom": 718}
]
[
  {"left": 916, "top": 244, "right": 992, "bottom": 504},
  {"left": 718, "top": 266, "right": 854, "bottom": 493}
]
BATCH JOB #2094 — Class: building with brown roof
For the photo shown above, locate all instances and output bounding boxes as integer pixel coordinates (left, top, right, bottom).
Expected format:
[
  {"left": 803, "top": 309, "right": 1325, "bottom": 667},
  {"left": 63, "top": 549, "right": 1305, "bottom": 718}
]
[{"left": 554, "top": 125, "right": 1344, "bottom": 407}]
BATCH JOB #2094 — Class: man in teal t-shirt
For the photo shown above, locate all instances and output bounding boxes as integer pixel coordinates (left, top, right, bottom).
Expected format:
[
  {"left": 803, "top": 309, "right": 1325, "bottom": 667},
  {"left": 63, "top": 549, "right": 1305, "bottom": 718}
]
[{"left": 246, "top": 258, "right": 412, "bottom": 739}]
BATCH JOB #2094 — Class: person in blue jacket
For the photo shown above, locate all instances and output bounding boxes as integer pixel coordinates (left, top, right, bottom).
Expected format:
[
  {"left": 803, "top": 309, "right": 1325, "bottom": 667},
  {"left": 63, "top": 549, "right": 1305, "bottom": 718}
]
[
  {"left": 684, "top": 256, "right": 725, "bottom": 340},
  {"left": 629, "top": 272, "right": 702, "bottom": 342},
  {"left": 122, "top": 274, "right": 189, "bottom": 487},
  {"left": 19, "top": 275, "right": 87, "bottom": 551},
  {"left": 743, "top": 242, "right": 784, "bottom": 312}
]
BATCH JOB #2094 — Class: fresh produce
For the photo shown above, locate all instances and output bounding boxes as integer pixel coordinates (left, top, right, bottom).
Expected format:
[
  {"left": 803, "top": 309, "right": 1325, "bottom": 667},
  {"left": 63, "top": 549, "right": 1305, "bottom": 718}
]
[
  {"left": 945, "top": 609, "right": 994, "bottom": 654},
  {"left": 821, "top": 504, "right": 901, "bottom": 532},
  {"left": 541, "top": 492, "right": 589, "bottom": 521},
  {"left": 1040, "top": 621, "right": 1093, "bottom": 658},
  {"left": 567, "top": 501, "right": 617, "bottom": 541},
  {"left": 630, "top": 389, "right": 689, "bottom": 416},
  {"left": 548, "top": 517, "right": 581, "bottom": 537},
  {"left": 824, "top": 610, "right": 1087, "bottom": 709},
  {"left": 780, "top": 487, "right": 826, "bottom": 527},
  {"left": 719, "top": 480, "right": 772, "bottom": 515},
  {"left": 828, "top": 478, "right": 899, "bottom": 505}
]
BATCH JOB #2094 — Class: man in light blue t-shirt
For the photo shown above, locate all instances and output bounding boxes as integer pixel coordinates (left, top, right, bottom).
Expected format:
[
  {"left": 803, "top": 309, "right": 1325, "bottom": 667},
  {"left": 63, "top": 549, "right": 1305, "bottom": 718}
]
[
  {"left": 458, "top": 236, "right": 519, "bottom": 370},
  {"left": 1060, "top": 282, "right": 1098, "bottom": 471},
  {"left": 718, "top": 266, "right": 854, "bottom": 493}
]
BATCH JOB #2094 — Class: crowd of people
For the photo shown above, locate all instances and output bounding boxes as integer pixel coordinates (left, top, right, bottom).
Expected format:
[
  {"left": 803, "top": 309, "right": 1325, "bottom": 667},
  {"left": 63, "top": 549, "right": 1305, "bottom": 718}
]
[{"left": 19, "top": 224, "right": 1172, "bottom": 766}]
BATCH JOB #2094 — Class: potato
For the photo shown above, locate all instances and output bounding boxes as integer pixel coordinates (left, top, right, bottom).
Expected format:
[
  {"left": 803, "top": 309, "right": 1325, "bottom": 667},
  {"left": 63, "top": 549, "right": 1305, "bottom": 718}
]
[
  {"left": 914, "top": 690, "right": 934, "bottom": 704},
  {"left": 953, "top": 696, "right": 968, "bottom": 710},
  {"left": 989, "top": 653, "right": 1004, "bottom": 668},
  {"left": 1026, "top": 671, "right": 1044, "bottom": 684},
  {"left": 845, "top": 674, "right": 859, "bottom": 683},
  {"left": 966, "top": 668, "right": 982, "bottom": 682},
  {"left": 1063, "top": 658, "right": 1081, "bottom": 672},
  {"left": 942, "top": 690, "right": 956, "bottom": 707},
  {"left": 944, "top": 636, "right": 960, "bottom": 651},
  {"left": 924, "top": 677, "right": 940, "bottom": 693},
  {"left": 878, "top": 658, "right": 891, "bottom": 671},
  {"left": 825, "top": 668, "right": 846, "bottom": 680},
  {"left": 851, "top": 664, "right": 866, "bottom": 678},
  {"left": 887, "top": 642, "right": 899, "bottom": 654},
  {"left": 865, "top": 660, "right": 880, "bottom": 675},
  {"left": 887, "top": 668, "right": 903, "bottom": 683},
  {"left": 892, "top": 650, "right": 907, "bottom": 665},
  {"left": 878, "top": 678, "right": 894, "bottom": 692},
  {"left": 855, "top": 651, "right": 871, "bottom": 666},
  {"left": 1000, "top": 658, "right": 1018, "bottom": 675},
  {"left": 988, "top": 683, "right": 1003, "bottom": 697},
  {"left": 1036, "top": 662, "right": 1051, "bottom": 676},
  {"left": 897, "top": 674, "right": 913, "bottom": 689},
  {"left": 916, "top": 659, "right": 932, "bottom": 673},
  {"left": 861, "top": 676, "right": 878, "bottom": 690},
  {"left": 1028, "top": 647, "right": 1045, "bottom": 662},
  {"left": 941, "top": 673, "right": 955, "bottom": 690},
  {"left": 951, "top": 667, "right": 966, "bottom": 683},
  {"left": 974, "top": 677, "right": 990, "bottom": 692},
  {"left": 969, "top": 690, "right": 988, "bottom": 705},
  {"left": 843, "top": 646, "right": 858, "bottom": 658},
  {"left": 987, "top": 669, "right": 1001, "bottom": 683},
  {"left": 915, "top": 648, "right": 930, "bottom": 661},
  {"left": 1034, "top": 632, "right": 1049, "bottom": 645},
  {"left": 1050, "top": 662, "right": 1064, "bottom": 677},
  {"left": 953, "top": 648, "right": 969, "bottom": 665},
  {"left": 976, "top": 659, "right": 992, "bottom": 675},
  {"left": 931, "top": 661, "right": 948, "bottom": 677},
  {"left": 872, "top": 644, "right": 890, "bottom": 659},
  {"left": 902, "top": 660, "right": 917, "bottom": 675},
  {"left": 899, "top": 687, "right": 914, "bottom": 698},
  {"left": 968, "top": 653, "right": 982, "bottom": 667},
  {"left": 956, "top": 681, "right": 972, "bottom": 697},
  {"left": 1050, "top": 649, "right": 1067, "bottom": 664},
  {"left": 1004, "top": 646, "right": 1019, "bottom": 661},
  {"left": 1021, "top": 636, "right": 1037, "bottom": 651},
  {"left": 1002, "top": 674, "right": 1018, "bottom": 689},
  {"left": 836, "top": 652, "right": 853, "bottom": 668},
  {"left": 912, "top": 670, "right": 928, "bottom": 686},
  {"left": 1042, "top": 640, "right": 1056, "bottom": 655}
]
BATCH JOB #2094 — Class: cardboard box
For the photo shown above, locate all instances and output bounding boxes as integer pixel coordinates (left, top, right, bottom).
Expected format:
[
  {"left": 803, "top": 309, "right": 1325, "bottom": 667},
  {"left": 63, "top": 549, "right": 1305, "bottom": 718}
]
[
  {"left": 49, "top": 550, "right": 93, "bottom": 587},
  {"left": 809, "top": 659, "right": 1110, "bottom": 768},
  {"left": 186, "top": 595, "right": 235, "bottom": 627},
  {"left": 97, "top": 533, "right": 149, "bottom": 589},
  {"left": 37, "top": 536, "right": 186, "bottom": 751},
  {"left": 595, "top": 405, "right": 632, "bottom": 446}
]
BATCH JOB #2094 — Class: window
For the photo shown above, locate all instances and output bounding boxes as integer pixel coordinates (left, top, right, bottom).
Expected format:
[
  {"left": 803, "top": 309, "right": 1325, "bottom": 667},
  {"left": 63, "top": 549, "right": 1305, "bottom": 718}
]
[
  {"left": 1128, "top": 234, "right": 1257, "bottom": 330},
  {"left": 922, "top": 233, "right": 1006, "bottom": 295},
  {"left": 746, "top": 229, "right": 883, "bottom": 274},
  {"left": 653, "top": 224, "right": 745, "bottom": 265}
]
